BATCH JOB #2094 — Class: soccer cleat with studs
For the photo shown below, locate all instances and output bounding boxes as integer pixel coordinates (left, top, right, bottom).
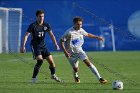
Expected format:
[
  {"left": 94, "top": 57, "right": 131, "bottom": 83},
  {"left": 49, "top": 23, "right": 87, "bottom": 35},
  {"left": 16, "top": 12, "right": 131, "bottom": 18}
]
[
  {"left": 75, "top": 77, "right": 80, "bottom": 83},
  {"left": 51, "top": 75, "right": 61, "bottom": 82},
  {"left": 99, "top": 78, "right": 108, "bottom": 84},
  {"left": 32, "top": 78, "right": 37, "bottom": 84}
]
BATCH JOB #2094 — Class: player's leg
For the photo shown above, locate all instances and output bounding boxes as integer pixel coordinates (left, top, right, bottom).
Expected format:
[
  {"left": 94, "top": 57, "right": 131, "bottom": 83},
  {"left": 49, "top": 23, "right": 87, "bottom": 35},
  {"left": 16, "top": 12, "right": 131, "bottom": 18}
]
[
  {"left": 73, "top": 62, "right": 80, "bottom": 83},
  {"left": 79, "top": 51, "right": 107, "bottom": 84},
  {"left": 42, "top": 48, "right": 61, "bottom": 82},
  {"left": 31, "top": 46, "right": 43, "bottom": 83},
  {"left": 83, "top": 59, "right": 107, "bottom": 84},
  {"left": 32, "top": 55, "right": 43, "bottom": 79},
  {"left": 46, "top": 55, "right": 61, "bottom": 82},
  {"left": 83, "top": 58, "right": 102, "bottom": 79},
  {"left": 46, "top": 55, "right": 55, "bottom": 75},
  {"left": 42, "top": 48, "right": 56, "bottom": 77},
  {"left": 85, "top": 60, "right": 108, "bottom": 84},
  {"left": 68, "top": 56, "right": 80, "bottom": 83}
]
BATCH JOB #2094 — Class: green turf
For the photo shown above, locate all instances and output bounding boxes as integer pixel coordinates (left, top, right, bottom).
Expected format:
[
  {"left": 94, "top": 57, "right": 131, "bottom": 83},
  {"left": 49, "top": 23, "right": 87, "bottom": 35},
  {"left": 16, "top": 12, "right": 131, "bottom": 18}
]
[{"left": 0, "top": 51, "right": 140, "bottom": 93}]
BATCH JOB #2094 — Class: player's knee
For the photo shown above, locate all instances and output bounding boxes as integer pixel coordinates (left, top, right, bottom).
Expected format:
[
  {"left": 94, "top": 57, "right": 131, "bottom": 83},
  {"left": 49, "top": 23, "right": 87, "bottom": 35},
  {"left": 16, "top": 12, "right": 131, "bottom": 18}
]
[
  {"left": 73, "top": 67, "right": 79, "bottom": 72},
  {"left": 36, "top": 55, "right": 43, "bottom": 60},
  {"left": 84, "top": 60, "right": 91, "bottom": 67}
]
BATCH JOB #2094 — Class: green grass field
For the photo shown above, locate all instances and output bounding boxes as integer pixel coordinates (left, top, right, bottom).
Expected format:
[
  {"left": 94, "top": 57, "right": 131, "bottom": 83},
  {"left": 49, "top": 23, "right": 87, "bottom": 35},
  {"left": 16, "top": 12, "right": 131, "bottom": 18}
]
[{"left": 0, "top": 51, "right": 140, "bottom": 93}]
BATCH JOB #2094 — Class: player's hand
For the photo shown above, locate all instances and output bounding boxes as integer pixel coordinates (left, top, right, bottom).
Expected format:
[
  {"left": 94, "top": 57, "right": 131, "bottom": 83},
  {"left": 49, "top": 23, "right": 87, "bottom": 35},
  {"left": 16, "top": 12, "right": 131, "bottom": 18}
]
[
  {"left": 20, "top": 46, "right": 26, "bottom": 53},
  {"left": 55, "top": 44, "right": 60, "bottom": 50},
  {"left": 65, "top": 52, "right": 71, "bottom": 58},
  {"left": 99, "top": 37, "right": 104, "bottom": 41}
]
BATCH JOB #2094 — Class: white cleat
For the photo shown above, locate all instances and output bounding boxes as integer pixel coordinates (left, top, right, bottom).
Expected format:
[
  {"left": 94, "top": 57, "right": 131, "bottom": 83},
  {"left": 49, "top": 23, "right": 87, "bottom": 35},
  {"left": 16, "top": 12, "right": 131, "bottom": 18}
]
[
  {"left": 32, "top": 78, "right": 37, "bottom": 84},
  {"left": 51, "top": 75, "right": 61, "bottom": 82}
]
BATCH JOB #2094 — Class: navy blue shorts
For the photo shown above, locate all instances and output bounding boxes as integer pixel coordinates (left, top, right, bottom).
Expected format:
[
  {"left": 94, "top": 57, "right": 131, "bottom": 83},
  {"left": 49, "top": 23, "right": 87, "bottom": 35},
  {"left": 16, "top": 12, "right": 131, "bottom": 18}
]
[{"left": 31, "top": 45, "right": 51, "bottom": 59}]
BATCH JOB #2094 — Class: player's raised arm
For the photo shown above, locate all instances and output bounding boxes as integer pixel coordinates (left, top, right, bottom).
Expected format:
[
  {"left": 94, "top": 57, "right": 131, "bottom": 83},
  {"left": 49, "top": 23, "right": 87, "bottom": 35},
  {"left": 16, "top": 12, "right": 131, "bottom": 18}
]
[
  {"left": 86, "top": 33, "right": 104, "bottom": 41},
  {"left": 20, "top": 32, "right": 30, "bottom": 53},
  {"left": 48, "top": 31, "right": 60, "bottom": 50}
]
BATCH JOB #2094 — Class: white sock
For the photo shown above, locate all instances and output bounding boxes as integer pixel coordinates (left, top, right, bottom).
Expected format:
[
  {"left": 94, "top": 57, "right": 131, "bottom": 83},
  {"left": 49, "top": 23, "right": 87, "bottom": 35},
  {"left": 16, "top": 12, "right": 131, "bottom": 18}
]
[
  {"left": 89, "top": 64, "right": 101, "bottom": 80},
  {"left": 74, "top": 71, "right": 78, "bottom": 77}
]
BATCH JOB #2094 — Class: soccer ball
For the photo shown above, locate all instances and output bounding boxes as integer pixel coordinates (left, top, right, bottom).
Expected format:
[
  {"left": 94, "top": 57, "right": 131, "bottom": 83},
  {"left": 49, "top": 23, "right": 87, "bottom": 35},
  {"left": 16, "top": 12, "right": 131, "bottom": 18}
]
[{"left": 112, "top": 80, "right": 123, "bottom": 90}]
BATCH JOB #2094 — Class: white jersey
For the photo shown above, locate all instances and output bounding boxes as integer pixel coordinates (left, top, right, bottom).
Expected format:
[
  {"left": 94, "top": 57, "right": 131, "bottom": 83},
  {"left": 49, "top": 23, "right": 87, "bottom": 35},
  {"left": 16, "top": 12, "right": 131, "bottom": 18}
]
[{"left": 61, "top": 27, "right": 88, "bottom": 53}]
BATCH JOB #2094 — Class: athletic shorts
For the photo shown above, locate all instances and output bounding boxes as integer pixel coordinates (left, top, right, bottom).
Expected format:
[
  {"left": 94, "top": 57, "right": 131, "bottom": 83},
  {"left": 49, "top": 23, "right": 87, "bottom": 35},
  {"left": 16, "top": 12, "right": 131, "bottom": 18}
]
[
  {"left": 31, "top": 45, "right": 51, "bottom": 59},
  {"left": 68, "top": 51, "right": 88, "bottom": 68}
]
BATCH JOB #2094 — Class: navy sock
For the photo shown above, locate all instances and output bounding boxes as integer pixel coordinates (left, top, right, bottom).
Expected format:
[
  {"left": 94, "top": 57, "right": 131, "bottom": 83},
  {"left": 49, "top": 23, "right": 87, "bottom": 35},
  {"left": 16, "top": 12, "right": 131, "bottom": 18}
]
[
  {"left": 49, "top": 67, "right": 55, "bottom": 75},
  {"left": 32, "top": 60, "right": 43, "bottom": 78}
]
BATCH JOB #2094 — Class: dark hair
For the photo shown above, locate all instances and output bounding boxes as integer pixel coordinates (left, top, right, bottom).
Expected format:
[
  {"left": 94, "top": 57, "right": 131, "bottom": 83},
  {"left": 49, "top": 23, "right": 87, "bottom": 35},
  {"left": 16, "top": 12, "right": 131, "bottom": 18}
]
[
  {"left": 73, "top": 16, "right": 83, "bottom": 23},
  {"left": 36, "top": 10, "right": 44, "bottom": 16}
]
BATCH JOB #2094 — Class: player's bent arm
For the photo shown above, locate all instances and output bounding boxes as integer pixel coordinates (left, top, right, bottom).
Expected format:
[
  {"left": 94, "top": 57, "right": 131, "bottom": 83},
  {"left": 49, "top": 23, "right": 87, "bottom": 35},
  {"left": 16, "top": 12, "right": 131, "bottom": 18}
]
[
  {"left": 60, "top": 39, "right": 67, "bottom": 54},
  {"left": 60, "top": 39, "right": 70, "bottom": 58},
  {"left": 20, "top": 32, "right": 30, "bottom": 53},
  {"left": 48, "top": 31, "right": 60, "bottom": 50},
  {"left": 86, "top": 33, "right": 104, "bottom": 41}
]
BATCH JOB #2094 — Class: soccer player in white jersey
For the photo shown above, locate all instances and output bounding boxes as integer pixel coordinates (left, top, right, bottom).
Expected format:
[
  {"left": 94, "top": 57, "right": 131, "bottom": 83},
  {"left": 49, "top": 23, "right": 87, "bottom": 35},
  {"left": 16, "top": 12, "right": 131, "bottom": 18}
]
[{"left": 60, "top": 16, "right": 107, "bottom": 84}]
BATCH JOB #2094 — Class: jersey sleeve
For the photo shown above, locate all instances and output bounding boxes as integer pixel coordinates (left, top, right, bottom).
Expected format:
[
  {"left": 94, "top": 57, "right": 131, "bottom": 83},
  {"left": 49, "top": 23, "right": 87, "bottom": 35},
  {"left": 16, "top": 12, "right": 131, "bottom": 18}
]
[
  {"left": 61, "top": 31, "right": 70, "bottom": 41},
  {"left": 81, "top": 28, "right": 88, "bottom": 36},
  {"left": 27, "top": 24, "right": 33, "bottom": 33},
  {"left": 45, "top": 23, "right": 52, "bottom": 32}
]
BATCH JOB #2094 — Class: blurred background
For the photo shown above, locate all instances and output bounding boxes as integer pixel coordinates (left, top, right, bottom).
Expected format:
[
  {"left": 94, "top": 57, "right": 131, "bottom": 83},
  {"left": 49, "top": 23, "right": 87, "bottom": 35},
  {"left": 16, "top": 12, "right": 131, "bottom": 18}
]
[{"left": 0, "top": 0, "right": 140, "bottom": 53}]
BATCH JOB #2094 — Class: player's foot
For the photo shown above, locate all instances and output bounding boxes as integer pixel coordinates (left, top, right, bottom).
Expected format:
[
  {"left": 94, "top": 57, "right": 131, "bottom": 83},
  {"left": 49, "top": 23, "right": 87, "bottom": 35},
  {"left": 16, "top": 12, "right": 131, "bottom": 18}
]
[
  {"left": 51, "top": 74, "right": 61, "bottom": 82},
  {"left": 75, "top": 77, "right": 80, "bottom": 83},
  {"left": 99, "top": 78, "right": 107, "bottom": 84},
  {"left": 32, "top": 78, "right": 37, "bottom": 83}
]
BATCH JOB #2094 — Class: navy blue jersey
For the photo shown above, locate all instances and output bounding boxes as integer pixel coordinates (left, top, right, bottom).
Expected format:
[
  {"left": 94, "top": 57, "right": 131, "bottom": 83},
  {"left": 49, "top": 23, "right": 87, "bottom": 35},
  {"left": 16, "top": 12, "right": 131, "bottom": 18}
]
[{"left": 27, "top": 21, "right": 51, "bottom": 48}]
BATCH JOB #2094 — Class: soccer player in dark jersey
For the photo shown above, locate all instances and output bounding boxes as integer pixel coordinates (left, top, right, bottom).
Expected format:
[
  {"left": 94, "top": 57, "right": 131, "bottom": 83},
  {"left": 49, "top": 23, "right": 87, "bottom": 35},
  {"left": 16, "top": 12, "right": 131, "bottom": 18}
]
[{"left": 21, "top": 10, "right": 61, "bottom": 83}]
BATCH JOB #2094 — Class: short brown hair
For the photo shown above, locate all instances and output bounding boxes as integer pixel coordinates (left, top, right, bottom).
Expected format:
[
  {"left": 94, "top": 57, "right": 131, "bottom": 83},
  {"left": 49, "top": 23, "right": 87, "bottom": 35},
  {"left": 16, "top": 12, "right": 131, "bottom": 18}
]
[
  {"left": 36, "top": 10, "right": 44, "bottom": 16},
  {"left": 73, "top": 16, "right": 83, "bottom": 23}
]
